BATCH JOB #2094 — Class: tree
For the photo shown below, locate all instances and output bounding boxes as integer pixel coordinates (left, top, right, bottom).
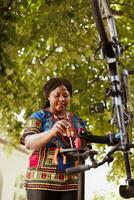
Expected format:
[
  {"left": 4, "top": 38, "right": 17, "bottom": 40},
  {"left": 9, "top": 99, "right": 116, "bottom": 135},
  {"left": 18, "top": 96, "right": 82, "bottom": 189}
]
[{"left": 0, "top": 0, "right": 134, "bottom": 183}]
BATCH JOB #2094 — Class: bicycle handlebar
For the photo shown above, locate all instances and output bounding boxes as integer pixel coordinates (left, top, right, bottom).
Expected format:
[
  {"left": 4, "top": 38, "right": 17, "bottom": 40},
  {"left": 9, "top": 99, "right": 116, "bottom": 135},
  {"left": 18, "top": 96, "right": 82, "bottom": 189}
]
[
  {"left": 66, "top": 164, "right": 92, "bottom": 174},
  {"left": 64, "top": 142, "right": 132, "bottom": 174},
  {"left": 76, "top": 131, "right": 120, "bottom": 145},
  {"left": 66, "top": 154, "right": 114, "bottom": 174}
]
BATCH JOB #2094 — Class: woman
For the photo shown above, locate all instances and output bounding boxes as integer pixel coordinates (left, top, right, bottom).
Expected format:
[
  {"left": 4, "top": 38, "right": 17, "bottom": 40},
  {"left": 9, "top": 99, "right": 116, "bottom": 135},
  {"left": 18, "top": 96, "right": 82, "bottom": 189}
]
[{"left": 20, "top": 78, "right": 86, "bottom": 200}]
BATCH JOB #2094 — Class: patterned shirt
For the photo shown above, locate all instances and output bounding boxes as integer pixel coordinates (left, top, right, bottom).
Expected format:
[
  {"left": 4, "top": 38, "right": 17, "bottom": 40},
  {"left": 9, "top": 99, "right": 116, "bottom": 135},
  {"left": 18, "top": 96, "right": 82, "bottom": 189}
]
[{"left": 20, "top": 109, "right": 86, "bottom": 191}]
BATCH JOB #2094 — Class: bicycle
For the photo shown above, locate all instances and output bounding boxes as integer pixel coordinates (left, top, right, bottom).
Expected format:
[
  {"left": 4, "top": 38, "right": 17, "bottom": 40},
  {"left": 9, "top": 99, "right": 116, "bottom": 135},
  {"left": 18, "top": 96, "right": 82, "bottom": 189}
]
[
  {"left": 61, "top": 0, "right": 134, "bottom": 199},
  {"left": 90, "top": 0, "right": 134, "bottom": 197}
]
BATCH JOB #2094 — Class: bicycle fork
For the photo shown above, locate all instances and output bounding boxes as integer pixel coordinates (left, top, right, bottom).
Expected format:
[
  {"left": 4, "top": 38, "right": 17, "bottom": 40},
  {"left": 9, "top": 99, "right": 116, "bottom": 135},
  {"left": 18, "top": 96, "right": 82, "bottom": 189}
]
[{"left": 116, "top": 103, "right": 133, "bottom": 185}]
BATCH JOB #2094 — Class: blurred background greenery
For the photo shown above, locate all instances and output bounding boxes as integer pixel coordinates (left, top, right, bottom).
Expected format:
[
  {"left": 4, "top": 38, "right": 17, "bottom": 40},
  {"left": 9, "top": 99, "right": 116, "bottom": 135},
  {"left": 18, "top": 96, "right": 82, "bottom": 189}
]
[{"left": 0, "top": 0, "right": 134, "bottom": 190}]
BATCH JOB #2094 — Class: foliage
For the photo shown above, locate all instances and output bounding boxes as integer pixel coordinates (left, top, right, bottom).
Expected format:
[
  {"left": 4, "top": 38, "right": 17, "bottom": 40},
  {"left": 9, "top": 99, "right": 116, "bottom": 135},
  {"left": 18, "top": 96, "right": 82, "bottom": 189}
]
[{"left": 0, "top": 0, "right": 134, "bottom": 183}]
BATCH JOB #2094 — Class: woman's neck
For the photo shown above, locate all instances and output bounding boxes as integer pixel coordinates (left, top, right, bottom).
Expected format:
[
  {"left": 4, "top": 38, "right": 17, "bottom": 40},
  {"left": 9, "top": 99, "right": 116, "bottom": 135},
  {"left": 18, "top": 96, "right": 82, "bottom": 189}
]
[{"left": 46, "top": 107, "right": 69, "bottom": 119}]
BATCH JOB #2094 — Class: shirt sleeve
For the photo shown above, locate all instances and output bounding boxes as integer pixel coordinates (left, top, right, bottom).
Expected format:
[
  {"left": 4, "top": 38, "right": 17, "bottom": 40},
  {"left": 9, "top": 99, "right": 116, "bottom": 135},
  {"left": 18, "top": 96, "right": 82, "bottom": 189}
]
[{"left": 20, "top": 111, "right": 43, "bottom": 145}]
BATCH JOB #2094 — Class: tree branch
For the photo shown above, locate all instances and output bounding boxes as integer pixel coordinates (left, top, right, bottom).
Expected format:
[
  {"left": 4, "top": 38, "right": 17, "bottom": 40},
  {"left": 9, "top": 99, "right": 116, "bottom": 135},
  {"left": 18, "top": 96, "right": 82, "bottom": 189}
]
[
  {"left": 0, "top": 0, "right": 14, "bottom": 11},
  {"left": 37, "top": 47, "right": 57, "bottom": 64},
  {"left": 122, "top": 42, "right": 134, "bottom": 52},
  {"left": 74, "top": 67, "right": 105, "bottom": 95},
  {"left": 0, "top": 0, "right": 14, "bottom": 32}
]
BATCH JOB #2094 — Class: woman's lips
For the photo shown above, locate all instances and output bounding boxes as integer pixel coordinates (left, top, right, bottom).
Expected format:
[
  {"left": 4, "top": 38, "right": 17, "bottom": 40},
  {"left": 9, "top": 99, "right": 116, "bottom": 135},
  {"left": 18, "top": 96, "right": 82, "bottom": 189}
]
[{"left": 58, "top": 103, "right": 65, "bottom": 106}]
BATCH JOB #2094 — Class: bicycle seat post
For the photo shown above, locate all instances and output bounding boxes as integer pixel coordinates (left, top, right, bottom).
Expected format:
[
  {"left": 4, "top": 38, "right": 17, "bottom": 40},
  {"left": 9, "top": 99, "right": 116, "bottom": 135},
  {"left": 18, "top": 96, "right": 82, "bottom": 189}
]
[{"left": 77, "top": 156, "right": 85, "bottom": 200}]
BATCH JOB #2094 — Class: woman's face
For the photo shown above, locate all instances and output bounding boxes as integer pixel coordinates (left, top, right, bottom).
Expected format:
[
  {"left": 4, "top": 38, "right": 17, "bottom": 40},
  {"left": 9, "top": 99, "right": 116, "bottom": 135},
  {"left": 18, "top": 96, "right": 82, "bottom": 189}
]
[{"left": 48, "top": 85, "right": 71, "bottom": 114}]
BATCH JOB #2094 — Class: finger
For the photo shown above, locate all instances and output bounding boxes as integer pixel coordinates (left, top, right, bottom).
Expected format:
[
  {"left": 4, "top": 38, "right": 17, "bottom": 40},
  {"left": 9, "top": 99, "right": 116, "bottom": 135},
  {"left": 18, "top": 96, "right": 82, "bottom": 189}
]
[
  {"left": 56, "top": 124, "right": 66, "bottom": 133},
  {"left": 58, "top": 120, "right": 68, "bottom": 128}
]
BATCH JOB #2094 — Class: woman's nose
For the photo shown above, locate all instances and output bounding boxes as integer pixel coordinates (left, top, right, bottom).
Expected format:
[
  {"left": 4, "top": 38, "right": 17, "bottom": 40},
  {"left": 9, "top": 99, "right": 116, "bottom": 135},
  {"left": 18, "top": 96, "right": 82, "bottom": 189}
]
[{"left": 59, "top": 96, "right": 65, "bottom": 101}]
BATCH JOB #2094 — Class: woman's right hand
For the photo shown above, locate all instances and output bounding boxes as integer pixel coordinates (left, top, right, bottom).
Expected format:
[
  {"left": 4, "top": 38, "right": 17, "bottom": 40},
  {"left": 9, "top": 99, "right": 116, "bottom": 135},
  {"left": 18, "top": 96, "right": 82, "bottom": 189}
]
[{"left": 51, "top": 120, "right": 69, "bottom": 137}]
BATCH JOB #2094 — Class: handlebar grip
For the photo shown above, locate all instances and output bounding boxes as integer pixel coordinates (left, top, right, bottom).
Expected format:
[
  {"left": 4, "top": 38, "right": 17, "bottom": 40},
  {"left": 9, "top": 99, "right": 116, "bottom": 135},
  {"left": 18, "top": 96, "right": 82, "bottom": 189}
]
[
  {"left": 78, "top": 133, "right": 109, "bottom": 144},
  {"left": 66, "top": 165, "right": 90, "bottom": 174}
]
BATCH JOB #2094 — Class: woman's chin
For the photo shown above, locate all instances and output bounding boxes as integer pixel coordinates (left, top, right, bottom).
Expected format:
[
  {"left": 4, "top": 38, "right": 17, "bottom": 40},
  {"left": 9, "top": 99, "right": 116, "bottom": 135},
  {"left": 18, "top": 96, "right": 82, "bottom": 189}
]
[{"left": 56, "top": 105, "right": 66, "bottom": 113}]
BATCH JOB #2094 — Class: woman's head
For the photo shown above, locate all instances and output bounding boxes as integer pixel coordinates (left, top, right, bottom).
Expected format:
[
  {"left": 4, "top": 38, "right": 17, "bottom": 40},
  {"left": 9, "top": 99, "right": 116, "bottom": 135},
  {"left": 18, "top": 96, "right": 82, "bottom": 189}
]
[{"left": 43, "top": 78, "right": 72, "bottom": 112}]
